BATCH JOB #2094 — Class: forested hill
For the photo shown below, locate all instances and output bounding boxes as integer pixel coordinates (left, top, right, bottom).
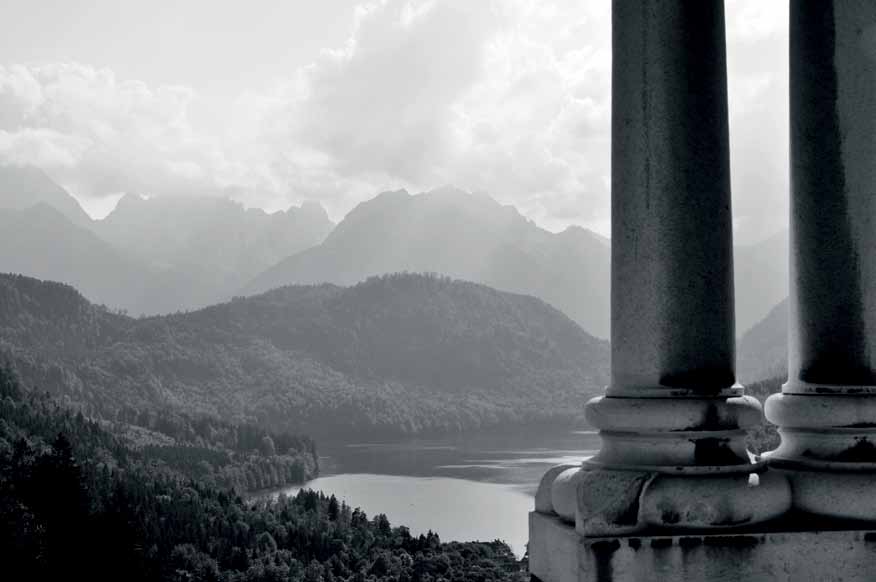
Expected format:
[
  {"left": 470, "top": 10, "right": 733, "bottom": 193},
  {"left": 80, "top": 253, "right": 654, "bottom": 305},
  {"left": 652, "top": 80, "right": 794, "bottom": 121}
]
[{"left": 0, "top": 273, "right": 609, "bottom": 438}]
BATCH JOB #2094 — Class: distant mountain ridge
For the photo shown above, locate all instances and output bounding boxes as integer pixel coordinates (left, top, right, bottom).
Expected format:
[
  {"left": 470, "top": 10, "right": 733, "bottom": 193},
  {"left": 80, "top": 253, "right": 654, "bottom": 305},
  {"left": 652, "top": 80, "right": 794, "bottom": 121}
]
[
  {"left": 0, "top": 166, "right": 334, "bottom": 315},
  {"left": 0, "top": 164, "right": 93, "bottom": 228},
  {"left": 738, "top": 299, "right": 788, "bottom": 384},
  {"left": 0, "top": 166, "right": 789, "bottom": 338},
  {"left": 244, "top": 187, "right": 789, "bottom": 340},
  {"left": 0, "top": 272, "right": 609, "bottom": 438},
  {"left": 245, "top": 186, "right": 613, "bottom": 337},
  {"left": 94, "top": 194, "right": 334, "bottom": 310},
  {"left": 0, "top": 203, "right": 163, "bottom": 312},
  {"left": 734, "top": 230, "right": 788, "bottom": 337}
]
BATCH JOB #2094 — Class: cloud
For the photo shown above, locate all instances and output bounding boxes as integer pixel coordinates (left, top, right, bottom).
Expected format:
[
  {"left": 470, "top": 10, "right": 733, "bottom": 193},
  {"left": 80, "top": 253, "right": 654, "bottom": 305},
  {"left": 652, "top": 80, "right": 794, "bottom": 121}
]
[
  {"left": 295, "top": 0, "right": 501, "bottom": 181},
  {"left": 0, "top": 0, "right": 788, "bottom": 241},
  {"left": 0, "top": 63, "right": 217, "bottom": 198}
]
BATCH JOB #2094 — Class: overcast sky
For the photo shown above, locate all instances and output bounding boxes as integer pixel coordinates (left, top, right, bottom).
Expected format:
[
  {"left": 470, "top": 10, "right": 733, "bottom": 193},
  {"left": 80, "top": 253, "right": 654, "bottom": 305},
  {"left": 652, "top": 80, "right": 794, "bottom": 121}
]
[{"left": 0, "top": 0, "right": 787, "bottom": 243}]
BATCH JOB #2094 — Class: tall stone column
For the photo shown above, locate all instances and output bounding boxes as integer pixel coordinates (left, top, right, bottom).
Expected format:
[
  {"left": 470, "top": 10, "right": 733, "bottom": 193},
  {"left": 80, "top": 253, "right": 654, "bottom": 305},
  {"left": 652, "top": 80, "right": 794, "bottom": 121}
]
[
  {"left": 765, "top": 1, "right": 876, "bottom": 520},
  {"left": 532, "top": 0, "right": 790, "bottom": 543}
]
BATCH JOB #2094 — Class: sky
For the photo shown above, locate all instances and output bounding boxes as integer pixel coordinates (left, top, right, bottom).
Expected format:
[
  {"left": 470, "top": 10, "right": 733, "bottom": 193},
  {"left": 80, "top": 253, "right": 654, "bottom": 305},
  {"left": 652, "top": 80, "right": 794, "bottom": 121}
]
[{"left": 0, "top": 0, "right": 788, "bottom": 244}]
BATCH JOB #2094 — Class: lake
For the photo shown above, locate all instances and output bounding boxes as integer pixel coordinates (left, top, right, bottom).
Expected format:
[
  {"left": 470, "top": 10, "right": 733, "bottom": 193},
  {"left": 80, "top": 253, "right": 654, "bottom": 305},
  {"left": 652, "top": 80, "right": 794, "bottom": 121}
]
[{"left": 274, "top": 428, "right": 600, "bottom": 557}]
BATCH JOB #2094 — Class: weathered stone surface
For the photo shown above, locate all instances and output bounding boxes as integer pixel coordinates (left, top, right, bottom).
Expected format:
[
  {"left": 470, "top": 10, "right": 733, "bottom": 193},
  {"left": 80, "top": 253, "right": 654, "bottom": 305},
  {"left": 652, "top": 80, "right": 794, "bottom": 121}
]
[
  {"left": 610, "top": 0, "right": 734, "bottom": 398},
  {"left": 585, "top": 395, "right": 762, "bottom": 472},
  {"left": 536, "top": 464, "right": 579, "bottom": 514},
  {"left": 575, "top": 469, "right": 652, "bottom": 536},
  {"left": 783, "top": 471, "right": 876, "bottom": 521},
  {"left": 552, "top": 467, "right": 588, "bottom": 523},
  {"left": 591, "top": 430, "right": 752, "bottom": 471},
  {"left": 529, "top": 511, "right": 580, "bottom": 582},
  {"left": 586, "top": 395, "right": 763, "bottom": 432},
  {"left": 784, "top": 0, "right": 876, "bottom": 392},
  {"left": 531, "top": 511, "right": 876, "bottom": 582},
  {"left": 639, "top": 471, "right": 790, "bottom": 530},
  {"left": 766, "top": 425, "right": 876, "bottom": 470},
  {"left": 767, "top": 393, "right": 876, "bottom": 428}
]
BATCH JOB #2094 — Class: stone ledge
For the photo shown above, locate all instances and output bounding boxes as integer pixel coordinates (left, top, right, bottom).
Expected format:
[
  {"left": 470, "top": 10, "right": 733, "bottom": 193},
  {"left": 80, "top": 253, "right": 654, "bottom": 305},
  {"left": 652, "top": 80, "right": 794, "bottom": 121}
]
[{"left": 529, "top": 511, "right": 876, "bottom": 582}]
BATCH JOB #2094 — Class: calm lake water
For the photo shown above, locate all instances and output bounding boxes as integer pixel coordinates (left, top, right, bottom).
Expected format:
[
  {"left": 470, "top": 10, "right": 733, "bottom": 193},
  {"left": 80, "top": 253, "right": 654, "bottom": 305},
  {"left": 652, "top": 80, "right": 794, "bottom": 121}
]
[{"left": 274, "top": 428, "right": 600, "bottom": 556}]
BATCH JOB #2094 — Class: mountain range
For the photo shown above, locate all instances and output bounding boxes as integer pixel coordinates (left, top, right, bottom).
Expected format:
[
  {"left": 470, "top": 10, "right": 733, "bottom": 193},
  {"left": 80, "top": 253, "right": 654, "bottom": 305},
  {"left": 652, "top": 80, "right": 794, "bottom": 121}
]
[
  {"left": 0, "top": 164, "right": 788, "bottom": 340},
  {"left": 0, "top": 164, "right": 333, "bottom": 315},
  {"left": 94, "top": 193, "right": 334, "bottom": 309},
  {"left": 244, "top": 186, "right": 613, "bottom": 337},
  {"left": 0, "top": 203, "right": 163, "bottom": 312},
  {"left": 0, "top": 164, "right": 92, "bottom": 228},
  {"left": 0, "top": 272, "right": 609, "bottom": 438}
]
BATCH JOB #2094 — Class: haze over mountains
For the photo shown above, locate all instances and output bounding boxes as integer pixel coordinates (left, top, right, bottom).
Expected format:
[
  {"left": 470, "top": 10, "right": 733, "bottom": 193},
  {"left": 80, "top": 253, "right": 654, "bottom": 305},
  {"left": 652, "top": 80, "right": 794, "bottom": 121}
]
[
  {"left": 244, "top": 186, "right": 789, "bottom": 339},
  {"left": 0, "top": 202, "right": 161, "bottom": 313},
  {"left": 0, "top": 165, "right": 93, "bottom": 228},
  {"left": 95, "top": 193, "right": 334, "bottom": 309},
  {"left": 738, "top": 299, "right": 788, "bottom": 384},
  {"left": 0, "top": 272, "right": 609, "bottom": 438},
  {"left": 734, "top": 230, "right": 788, "bottom": 336},
  {"left": 245, "top": 186, "right": 613, "bottom": 337},
  {"left": 0, "top": 164, "right": 333, "bottom": 315},
  {"left": 0, "top": 164, "right": 788, "bottom": 341}
]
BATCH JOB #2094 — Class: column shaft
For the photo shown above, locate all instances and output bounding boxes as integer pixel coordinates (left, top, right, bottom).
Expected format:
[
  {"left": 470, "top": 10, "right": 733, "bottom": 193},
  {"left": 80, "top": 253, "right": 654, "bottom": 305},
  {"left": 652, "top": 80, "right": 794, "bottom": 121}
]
[
  {"left": 599, "top": 0, "right": 757, "bottom": 473},
  {"left": 766, "top": 0, "right": 876, "bottom": 521},
  {"left": 788, "top": 0, "right": 876, "bottom": 390},
  {"left": 611, "top": 0, "right": 735, "bottom": 396}
]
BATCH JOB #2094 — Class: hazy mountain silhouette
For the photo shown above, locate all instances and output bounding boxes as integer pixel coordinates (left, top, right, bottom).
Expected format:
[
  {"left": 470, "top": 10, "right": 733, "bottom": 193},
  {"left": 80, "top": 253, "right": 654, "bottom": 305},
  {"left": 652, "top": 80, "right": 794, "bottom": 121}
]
[
  {"left": 0, "top": 201, "right": 244, "bottom": 316},
  {"left": 734, "top": 230, "right": 788, "bottom": 336},
  {"left": 0, "top": 165, "right": 334, "bottom": 314},
  {"left": 95, "top": 194, "right": 334, "bottom": 310},
  {"left": 733, "top": 230, "right": 793, "bottom": 383},
  {"left": 0, "top": 272, "right": 609, "bottom": 438},
  {"left": 0, "top": 167, "right": 787, "bottom": 334},
  {"left": 0, "top": 204, "right": 161, "bottom": 312},
  {"left": 244, "top": 187, "right": 613, "bottom": 338},
  {"left": 244, "top": 187, "right": 789, "bottom": 340},
  {"left": 0, "top": 164, "right": 93, "bottom": 228},
  {"left": 737, "top": 298, "right": 788, "bottom": 384}
]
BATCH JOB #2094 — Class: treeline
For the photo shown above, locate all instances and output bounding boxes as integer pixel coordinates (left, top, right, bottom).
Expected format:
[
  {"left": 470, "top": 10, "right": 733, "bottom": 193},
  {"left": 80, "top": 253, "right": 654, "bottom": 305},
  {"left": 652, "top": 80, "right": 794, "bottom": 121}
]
[
  {"left": 139, "top": 444, "right": 312, "bottom": 492},
  {"left": 114, "top": 407, "right": 318, "bottom": 492},
  {"left": 0, "top": 366, "right": 526, "bottom": 581},
  {"left": 117, "top": 406, "right": 317, "bottom": 457}
]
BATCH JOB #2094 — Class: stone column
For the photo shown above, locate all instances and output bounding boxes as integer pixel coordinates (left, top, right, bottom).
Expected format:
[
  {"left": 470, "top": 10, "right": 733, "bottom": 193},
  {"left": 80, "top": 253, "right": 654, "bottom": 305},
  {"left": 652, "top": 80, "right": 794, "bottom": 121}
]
[
  {"left": 765, "top": 1, "right": 876, "bottom": 520},
  {"left": 533, "top": 0, "right": 790, "bottom": 539}
]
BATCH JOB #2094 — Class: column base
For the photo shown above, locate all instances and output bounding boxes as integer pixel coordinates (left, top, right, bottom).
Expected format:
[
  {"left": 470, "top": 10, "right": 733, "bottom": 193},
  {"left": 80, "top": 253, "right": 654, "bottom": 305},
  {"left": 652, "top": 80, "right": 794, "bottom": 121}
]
[
  {"left": 537, "top": 463, "right": 790, "bottom": 536},
  {"left": 529, "top": 511, "right": 876, "bottom": 582},
  {"left": 777, "top": 470, "right": 876, "bottom": 521},
  {"left": 766, "top": 391, "right": 876, "bottom": 521},
  {"left": 533, "top": 394, "right": 791, "bottom": 535}
]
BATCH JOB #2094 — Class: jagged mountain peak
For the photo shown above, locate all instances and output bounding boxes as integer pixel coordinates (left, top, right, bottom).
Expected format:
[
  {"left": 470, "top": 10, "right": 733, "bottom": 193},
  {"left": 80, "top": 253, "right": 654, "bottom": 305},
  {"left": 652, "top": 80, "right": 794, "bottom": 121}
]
[
  {"left": 245, "top": 187, "right": 612, "bottom": 337},
  {"left": 0, "top": 164, "right": 93, "bottom": 228}
]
